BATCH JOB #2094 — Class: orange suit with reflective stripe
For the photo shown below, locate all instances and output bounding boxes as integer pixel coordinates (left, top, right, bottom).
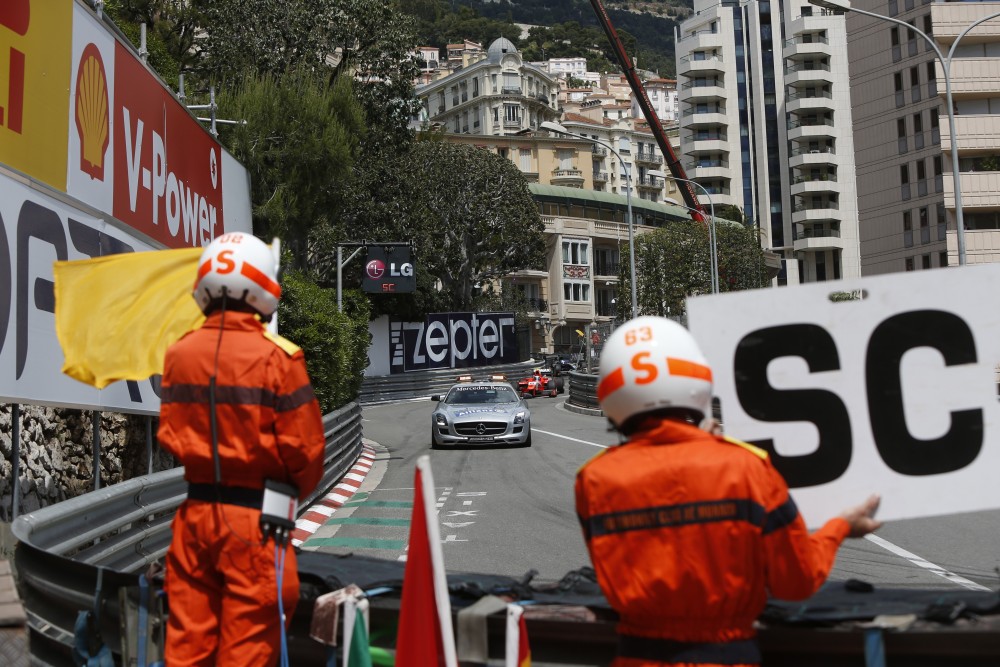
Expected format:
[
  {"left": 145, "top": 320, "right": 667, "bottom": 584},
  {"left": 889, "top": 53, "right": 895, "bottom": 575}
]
[
  {"left": 158, "top": 310, "right": 325, "bottom": 667},
  {"left": 575, "top": 419, "right": 849, "bottom": 667}
]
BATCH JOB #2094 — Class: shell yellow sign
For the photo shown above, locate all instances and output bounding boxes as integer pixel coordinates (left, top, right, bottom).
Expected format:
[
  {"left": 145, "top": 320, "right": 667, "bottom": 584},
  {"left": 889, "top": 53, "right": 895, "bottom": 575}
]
[{"left": 0, "top": 0, "right": 72, "bottom": 191}]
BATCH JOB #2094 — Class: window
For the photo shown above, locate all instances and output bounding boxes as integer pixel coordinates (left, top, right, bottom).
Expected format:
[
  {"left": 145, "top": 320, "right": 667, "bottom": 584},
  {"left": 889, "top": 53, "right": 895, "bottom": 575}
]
[
  {"left": 562, "top": 239, "right": 590, "bottom": 265},
  {"left": 939, "top": 251, "right": 948, "bottom": 268},
  {"left": 913, "top": 112, "right": 923, "bottom": 133},
  {"left": 922, "top": 254, "right": 931, "bottom": 269},
  {"left": 891, "top": 27, "right": 900, "bottom": 46},
  {"left": 923, "top": 14, "right": 932, "bottom": 35},
  {"left": 557, "top": 148, "right": 574, "bottom": 170},
  {"left": 930, "top": 108, "right": 939, "bottom": 130},
  {"left": 900, "top": 164, "right": 909, "bottom": 184},
  {"left": 563, "top": 282, "right": 591, "bottom": 303},
  {"left": 894, "top": 72, "right": 903, "bottom": 92},
  {"left": 903, "top": 211, "right": 912, "bottom": 232},
  {"left": 910, "top": 67, "right": 920, "bottom": 86},
  {"left": 916, "top": 159, "right": 926, "bottom": 180},
  {"left": 504, "top": 104, "right": 520, "bottom": 124},
  {"left": 519, "top": 149, "right": 531, "bottom": 172},
  {"left": 926, "top": 61, "right": 936, "bottom": 81},
  {"left": 905, "top": 257, "right": 915, "bottom": 271},
  {"left": 897, "top": 118, "right": 907, "bottom": 138}
]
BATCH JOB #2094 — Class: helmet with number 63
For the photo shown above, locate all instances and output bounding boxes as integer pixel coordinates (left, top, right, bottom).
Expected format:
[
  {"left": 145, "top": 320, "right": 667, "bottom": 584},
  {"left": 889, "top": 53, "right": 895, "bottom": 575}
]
[
  {"left": 193, "top": 232, "right": 281, "bottom": 318},
  {"left": 597, "top": 316, "right": 713, "bottom": 432}
]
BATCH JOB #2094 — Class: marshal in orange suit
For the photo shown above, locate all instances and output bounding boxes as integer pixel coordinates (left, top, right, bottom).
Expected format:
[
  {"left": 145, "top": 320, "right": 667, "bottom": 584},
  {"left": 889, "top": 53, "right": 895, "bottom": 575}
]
[
  {"left": 576, "top": 316, "right": 882, "bottom": 667},
  {"left": 158, "top": 232, "right": 325, "bottom": 666}
]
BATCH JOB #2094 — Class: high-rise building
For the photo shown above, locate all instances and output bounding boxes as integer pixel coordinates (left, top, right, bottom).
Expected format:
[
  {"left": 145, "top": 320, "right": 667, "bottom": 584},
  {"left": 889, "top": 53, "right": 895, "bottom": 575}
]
[
  {"left": 840, "top": 0, "right": 1000, "bottom": 272},
  {"left": 676, "top": 0, "right": 861, "bottom": 284}
]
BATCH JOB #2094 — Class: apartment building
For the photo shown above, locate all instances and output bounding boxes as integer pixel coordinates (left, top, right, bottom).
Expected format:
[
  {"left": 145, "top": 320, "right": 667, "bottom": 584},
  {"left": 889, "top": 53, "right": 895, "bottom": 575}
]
[
  {"left": 439, "top": 131, "right": 697, "bottom": 354},
  {"left": 415, "top": 38, "right": 560, "bottom": 135},
  {"left": 676, "top": 0, "right": 861, "bottom": 284},
  {"left": 843, "top": 0, "right": 1000, "bottom": 272},
  {"left": 631, "top": 78, "right": 680, "bottom": 124}
]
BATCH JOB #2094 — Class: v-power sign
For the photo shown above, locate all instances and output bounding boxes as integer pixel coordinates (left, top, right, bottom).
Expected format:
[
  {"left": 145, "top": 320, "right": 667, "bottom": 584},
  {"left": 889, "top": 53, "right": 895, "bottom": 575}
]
[{"left": 688, "top": 265, "right": 1000, "bottom": 526}]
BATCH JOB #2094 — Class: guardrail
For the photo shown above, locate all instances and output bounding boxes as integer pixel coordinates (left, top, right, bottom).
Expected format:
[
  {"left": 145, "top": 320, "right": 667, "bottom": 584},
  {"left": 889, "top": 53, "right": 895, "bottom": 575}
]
[
  {"left": 359, "top": 361, "right": 538, "bottom": 404},
  {"left": 567, "top": 371, "right": 601, "bottom": 413},
  {"left": 12, "top": 401, "right": 364, "bottom": 666}
]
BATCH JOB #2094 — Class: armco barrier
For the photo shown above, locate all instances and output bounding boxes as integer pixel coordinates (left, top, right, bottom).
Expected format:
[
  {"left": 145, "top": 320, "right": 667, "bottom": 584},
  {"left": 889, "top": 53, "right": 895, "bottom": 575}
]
[
  {"left": 359, "top": 361, "right": 538, "bottom": 403},
  {"left": 11, "top": 401, "right": 363, "bottom": 666},
  {"left": 566, "top": 371, "right": 602, "bottom": 415}
]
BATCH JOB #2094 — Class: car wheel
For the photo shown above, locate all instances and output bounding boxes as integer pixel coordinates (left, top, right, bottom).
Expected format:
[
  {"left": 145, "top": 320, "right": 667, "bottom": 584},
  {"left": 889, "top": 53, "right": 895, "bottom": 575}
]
[
  {"left": 555, "top": 378, "right": 565, "bottom": 394},
  {"left": 549, "top": 388, "right": 557, "bottom": 397},
  {"left": 431, "top": 432, "right": 440, "bottom": 449},
  {"left": 524, "top": 432, "right": 532, "bottom": 448}
]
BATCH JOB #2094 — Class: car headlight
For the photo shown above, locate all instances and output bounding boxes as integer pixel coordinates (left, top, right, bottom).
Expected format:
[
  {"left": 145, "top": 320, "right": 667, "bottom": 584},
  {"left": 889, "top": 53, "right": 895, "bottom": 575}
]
[
  {"left": 435, "top": 413, "right": 448, "bottom": 426},
  {"left": 513, "top": 411, "right": 526, "bottom": 424}
]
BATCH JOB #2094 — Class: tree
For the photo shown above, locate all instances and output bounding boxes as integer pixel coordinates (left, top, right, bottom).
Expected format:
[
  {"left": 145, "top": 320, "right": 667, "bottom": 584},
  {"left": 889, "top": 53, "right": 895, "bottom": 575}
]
[
  {"left": 375, "top": 142, "right": 545, "bottom": 313},
  {"left": 618, "top": 220, "right": 768, "bottom": 320},
  {"left": 216, "top": 69, "right": 366, "bottom": 268}
]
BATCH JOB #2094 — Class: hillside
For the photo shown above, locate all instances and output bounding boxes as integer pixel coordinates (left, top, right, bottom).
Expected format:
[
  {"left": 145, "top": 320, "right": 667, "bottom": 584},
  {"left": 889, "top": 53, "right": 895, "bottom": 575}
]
[{"left": 452, "top": 0, "right": 694, "bottom": 78}]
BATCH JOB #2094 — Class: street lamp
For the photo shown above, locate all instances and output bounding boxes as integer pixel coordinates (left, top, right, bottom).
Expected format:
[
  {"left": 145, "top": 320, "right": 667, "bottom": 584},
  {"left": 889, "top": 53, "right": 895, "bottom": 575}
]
[
  {"left": 540, "top": 121, "right": 639, "bottom": 318},
  {"left": 651, "top": 171, "right": 719, "bottom": 294},
  {"left": 809, "top": 0, "right": 1000, "bottom": 266}
]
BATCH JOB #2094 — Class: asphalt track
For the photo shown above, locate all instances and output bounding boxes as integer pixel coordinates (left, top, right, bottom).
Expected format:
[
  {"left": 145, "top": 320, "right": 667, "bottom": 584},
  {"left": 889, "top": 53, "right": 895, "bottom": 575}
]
[{"left": 299, "top": 397, "right": 1000, "bottom": 592}]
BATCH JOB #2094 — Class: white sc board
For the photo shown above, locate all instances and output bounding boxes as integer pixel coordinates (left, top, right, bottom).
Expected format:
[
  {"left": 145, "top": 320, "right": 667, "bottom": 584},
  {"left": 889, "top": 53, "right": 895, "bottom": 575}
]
[{"left": 687, "top": 264, "right": 1000, "bottom": 526}]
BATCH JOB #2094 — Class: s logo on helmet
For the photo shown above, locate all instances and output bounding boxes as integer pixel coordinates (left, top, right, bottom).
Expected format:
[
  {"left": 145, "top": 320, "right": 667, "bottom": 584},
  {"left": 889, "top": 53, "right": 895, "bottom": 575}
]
[{"left": 366, "top": 259, "right": 385, "bottom": 279}]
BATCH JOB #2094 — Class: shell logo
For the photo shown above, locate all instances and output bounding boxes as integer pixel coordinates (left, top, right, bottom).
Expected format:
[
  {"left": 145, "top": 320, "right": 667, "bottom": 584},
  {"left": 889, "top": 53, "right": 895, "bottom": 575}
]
[{"left": 74, "top": 43, "right": 110, "bottom": 180}]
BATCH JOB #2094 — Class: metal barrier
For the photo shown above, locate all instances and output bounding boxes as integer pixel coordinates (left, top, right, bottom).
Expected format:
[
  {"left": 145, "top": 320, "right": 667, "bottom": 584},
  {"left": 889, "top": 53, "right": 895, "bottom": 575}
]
[
  {"left": 11, "top": 401, "right": 364, "bottom": 666},
  {"left": 567, "top": 371, "right": 602, "bottom": 413},
  {"left": 359, "top": 361, "right": 538, "bottom": 404}
]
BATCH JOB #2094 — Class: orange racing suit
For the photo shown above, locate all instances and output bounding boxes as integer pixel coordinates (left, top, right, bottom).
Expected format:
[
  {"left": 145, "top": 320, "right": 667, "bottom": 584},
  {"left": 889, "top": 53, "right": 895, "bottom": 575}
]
[
  {"left": 158, "top": 310, "right": 325, "bottom": 666},
  {"left": 575, "top": 419, "right": 850, "bottom": 667}
]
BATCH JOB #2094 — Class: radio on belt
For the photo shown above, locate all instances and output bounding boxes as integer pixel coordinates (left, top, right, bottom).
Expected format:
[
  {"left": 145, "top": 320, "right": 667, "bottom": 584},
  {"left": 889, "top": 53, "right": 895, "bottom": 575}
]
[{"left": 260, "top": 480, "right": 298, "bottom": 546}]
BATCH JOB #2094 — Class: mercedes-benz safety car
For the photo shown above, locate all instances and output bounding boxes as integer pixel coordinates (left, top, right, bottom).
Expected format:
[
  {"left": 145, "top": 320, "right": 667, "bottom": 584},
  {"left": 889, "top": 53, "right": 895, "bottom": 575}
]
[{"left": 430, "top": 375, "right": 531, "bottom": 448}]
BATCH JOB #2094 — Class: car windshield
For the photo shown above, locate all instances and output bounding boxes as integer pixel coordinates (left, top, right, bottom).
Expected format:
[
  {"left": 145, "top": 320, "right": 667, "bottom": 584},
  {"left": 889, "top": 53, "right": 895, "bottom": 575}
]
[{"left": 446, "top": 385, "right": 517, "bottom": 404}]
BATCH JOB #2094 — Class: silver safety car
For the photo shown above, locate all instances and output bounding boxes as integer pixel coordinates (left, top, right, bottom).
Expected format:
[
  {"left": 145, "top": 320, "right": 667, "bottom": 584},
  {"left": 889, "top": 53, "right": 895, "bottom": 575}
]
[{"left": 430, "top": 375, "right": 531, "bottom": 448}]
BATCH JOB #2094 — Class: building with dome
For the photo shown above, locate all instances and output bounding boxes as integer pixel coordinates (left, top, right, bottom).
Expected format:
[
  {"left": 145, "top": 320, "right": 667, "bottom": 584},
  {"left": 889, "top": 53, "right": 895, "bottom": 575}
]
[{"left": 415, "top": 37, "right": 561, "bottom": 136}]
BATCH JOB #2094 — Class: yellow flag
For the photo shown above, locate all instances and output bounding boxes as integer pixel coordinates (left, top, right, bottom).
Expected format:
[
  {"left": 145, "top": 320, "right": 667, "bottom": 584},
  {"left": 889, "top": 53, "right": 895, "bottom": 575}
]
[{"left": 54, "top": 247, "right": 205, "bottom": 389}]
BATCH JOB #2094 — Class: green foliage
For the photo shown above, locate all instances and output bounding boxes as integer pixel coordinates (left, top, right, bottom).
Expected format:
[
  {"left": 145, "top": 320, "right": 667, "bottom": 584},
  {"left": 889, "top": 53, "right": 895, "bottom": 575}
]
[
  {"left": 103, "top": 0, "right": 197, "bottom": 89},
  {"left": 216, "top": 69, "right": 366, "bottom": 267},
  {"left": 618, "top": 220, "right": 768, "bottom": 320},
  {"left": 278, "top": 271, "right": 371, "bottom": 412}
]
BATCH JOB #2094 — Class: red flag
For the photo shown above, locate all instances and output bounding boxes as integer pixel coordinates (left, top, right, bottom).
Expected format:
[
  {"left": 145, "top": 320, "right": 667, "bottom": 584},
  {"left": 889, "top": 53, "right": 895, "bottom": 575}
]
[
  {"left": 506, "top": 604, "right": 531, "bottom": 667},
  {"left": 396, "top": 456, "right": 457, "bottom": 667}
]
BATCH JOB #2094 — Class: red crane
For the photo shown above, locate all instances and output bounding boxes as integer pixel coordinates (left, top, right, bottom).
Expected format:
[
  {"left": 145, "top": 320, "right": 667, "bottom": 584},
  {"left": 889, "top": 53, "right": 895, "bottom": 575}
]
[{"left": 588, "top": 0, "right": 707, "bottom": 222}]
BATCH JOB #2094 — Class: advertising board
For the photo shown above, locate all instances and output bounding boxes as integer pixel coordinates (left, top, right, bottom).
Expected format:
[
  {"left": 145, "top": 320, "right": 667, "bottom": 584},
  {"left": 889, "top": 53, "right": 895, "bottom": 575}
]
[
  {"left": 390, "top": 312, "right": 518, "bottom": 373},
  {"left": 0, "top": 1, "right": 253, "bottom": 413},
  {"left": 687, "top": 266, "right": 1000, "bottom": 525}
]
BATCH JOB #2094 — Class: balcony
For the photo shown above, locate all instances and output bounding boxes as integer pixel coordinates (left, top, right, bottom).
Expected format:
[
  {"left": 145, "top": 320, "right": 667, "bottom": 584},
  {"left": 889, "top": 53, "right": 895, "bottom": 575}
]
[
  {"left": 943, "top": 170, "right": 1000, "bottom": 210},
  {"left": 594, "top": 261, "right": 620, "bottom": 277},
  {"left": 525, "top": 297, "right": 548, "bottom": 313},
  {"left": 782, "top": 34, "right": 831, "bottom": 59},
  {"left": 593, "top": 171, "right": 608, "bottom": 184},
  {"left": 551, "top": 168, "right": 585, "bottom": 187},
  {"left": 793, "top": 224, "right": 846, "bottom": 252},
  {"left": 687, "top": 160, "right": 731, "bottom": 180},
  {"left": 684, "top": 133, "right": 728, "bottom": 153},
  {"left": 790, "top": 172, "right": 839, "bottom": 196},
  {"left": 788, "top": 145, "right": 836, "bottom": 167},
  {"left": 501, "top": 86, "right": 523, "bottom": 95},
  {"left": 932, "top": 2, "right": 1000, "bottom": 44},
  {"left": 676, "top": 28, "right": 723, "bottom": 50},
  {"left": 784, "top": 62, "right": 834, "bottom": 86},
  {"left": 677, "top": 54, "right": 724, "bottom": 75},
  {"left": 787, "top": 117, "right": 837, "bottom": 142},
  {"left": 636, "top": 175, "right": 661, "bottom": 190},
  {"left": 940, "top": 114, "right": 1000, "bottom": 153},
  {"left": 786, "top": 90, "right": 834, "bottom": 113},
  {"left": 635, "top": 150, "right": 661, "bottom": 165},
  {"left": 791, "top": 200, "right": 840, "bottom": 224},
  {"left": 680, "top": 108, "right": 727, "bottom": 129},
  {"left": 591, "top": 147, "right": 608, "bottom": 158}
]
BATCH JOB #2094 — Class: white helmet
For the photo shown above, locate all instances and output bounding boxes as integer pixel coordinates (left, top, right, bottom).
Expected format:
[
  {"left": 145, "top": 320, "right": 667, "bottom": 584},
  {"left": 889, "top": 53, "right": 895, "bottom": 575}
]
[
  {"left": 597, "top": 316, "right": 713, "bottom": 432},
  {"left": 193, "top": 232, "right": 280, "bottom": 318}
]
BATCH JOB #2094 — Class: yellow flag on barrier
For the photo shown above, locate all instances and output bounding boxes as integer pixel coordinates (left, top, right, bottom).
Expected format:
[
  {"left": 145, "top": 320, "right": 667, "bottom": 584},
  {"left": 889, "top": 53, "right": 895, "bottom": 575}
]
[{"left": 53, "top": 247, "right": 205, "bottom": 389}]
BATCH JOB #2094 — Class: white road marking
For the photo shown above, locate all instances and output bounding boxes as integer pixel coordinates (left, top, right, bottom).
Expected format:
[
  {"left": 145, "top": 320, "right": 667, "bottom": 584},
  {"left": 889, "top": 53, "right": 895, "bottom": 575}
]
[
  {"left": 533, "top": 429, "right": 609, "bottom": 449},
  {"left": 865, "top": 534, "right": 991, "bottom": 591}
]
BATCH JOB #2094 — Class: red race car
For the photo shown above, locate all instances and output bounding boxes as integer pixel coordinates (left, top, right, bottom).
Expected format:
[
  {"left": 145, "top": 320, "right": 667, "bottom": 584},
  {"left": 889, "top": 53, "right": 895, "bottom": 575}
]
[{"left": 517, "top": 369, "right": 559, "bottom": 398}]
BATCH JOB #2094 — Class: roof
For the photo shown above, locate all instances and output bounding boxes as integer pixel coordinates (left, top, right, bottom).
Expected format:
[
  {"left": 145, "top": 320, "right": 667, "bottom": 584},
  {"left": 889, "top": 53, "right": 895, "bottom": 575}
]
[
  {"left": 562, "top": 112, "right": 606, "bottom": 126},
  {"left": 487, "top": 37, "right": 518, "bottom": 61},
  {"left": 528, "top": 183, "right": 742, "bottom": 228}
]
